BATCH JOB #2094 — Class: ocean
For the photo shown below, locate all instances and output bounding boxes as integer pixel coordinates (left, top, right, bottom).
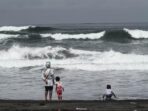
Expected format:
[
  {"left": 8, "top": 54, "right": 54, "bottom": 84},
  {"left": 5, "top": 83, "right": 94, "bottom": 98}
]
[{"left": 0, "top": 23, "right": 148, "bottom": 100}]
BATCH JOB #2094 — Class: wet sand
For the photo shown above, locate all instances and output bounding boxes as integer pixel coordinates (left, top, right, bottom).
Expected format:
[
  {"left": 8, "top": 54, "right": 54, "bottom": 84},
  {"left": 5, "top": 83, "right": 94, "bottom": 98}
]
[{"left": 0, "top": 100, "right": 148, "bottom": 111}]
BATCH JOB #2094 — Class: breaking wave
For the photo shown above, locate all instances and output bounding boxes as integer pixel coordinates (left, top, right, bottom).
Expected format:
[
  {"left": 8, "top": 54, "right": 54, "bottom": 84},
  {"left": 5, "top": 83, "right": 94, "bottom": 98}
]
[
  {"left": 1, "top": 45, "right": 148, "bottom": 71},
  {"left": 0, "top": 26, "right": 30, "bottom": 32},
  {"left": 101, "top": 30, "right": 132, "bottom": 42},
  {"left": 24, "top": 26, "right": 56, "bottom": 32},
  {"left": 124, "top": 28, "right": 148, "bottom": 39},
  {"left": 0, "top": 34, "right": 19, "bottom": 40},
  {"left": 1, "top": 28, "right": 148, "bottom": 42},
  {"left": 41, "top": 31, "right": 105, "bottom": 40},
  {"left": 0, "top": 32, "right": 105, "bottom": 41},
  {"left": 0, "top": 26, "right": 56, "bottom": 33},
  {"left": 0, "top": 45, "right": 76, "bottom": 60}
]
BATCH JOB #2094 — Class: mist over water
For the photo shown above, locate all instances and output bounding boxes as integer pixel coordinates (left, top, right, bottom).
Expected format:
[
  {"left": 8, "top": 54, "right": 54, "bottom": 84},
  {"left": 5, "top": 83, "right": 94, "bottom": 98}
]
[{"left": 0, "top": 23, "right": 148, "bottom": 100}]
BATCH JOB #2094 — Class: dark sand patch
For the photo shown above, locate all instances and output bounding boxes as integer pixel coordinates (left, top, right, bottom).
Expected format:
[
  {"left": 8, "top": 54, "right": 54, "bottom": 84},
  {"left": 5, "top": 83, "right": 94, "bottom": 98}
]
[{"left": 0, "top": 100, "right": 148, "bottom": 111}]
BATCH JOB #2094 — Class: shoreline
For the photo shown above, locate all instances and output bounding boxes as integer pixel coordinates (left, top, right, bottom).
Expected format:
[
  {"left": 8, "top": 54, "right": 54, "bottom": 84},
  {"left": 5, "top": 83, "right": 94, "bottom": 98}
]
[{"left": 0, "top": 99, "right": 148, "bottom": 111}]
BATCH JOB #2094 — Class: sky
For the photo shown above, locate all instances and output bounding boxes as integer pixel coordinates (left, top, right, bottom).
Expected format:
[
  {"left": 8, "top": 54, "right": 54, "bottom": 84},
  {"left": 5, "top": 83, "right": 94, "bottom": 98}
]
[{"left": 0, "top": 0, "right": 148, "bottom": 25}]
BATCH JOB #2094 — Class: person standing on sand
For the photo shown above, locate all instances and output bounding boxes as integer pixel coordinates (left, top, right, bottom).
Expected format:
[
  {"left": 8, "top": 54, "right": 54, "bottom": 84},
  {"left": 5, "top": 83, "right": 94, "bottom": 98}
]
[
  {"left": 42, "top": 62, "right": 55, "bottom": 102},
  {"left": 103, "top": 84, "right": 117, "bottom": 100},
  {"left": 55, "top": 76, "right": 64, "bottom": 101}
]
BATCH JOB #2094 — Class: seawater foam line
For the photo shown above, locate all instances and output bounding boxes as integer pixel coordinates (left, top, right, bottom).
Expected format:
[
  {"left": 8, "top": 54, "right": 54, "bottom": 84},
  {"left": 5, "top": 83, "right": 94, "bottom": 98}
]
[
  {"left": 1, "top": 45, "right": 148, "bottom": 63},
  {"left": 0, "top": 59, "right": 48, "bottom": 68},
  {"left": 0, "top": 32, "right": 105, "bottom": 41},
  {"left": 124, "top": 28, "right": 148, "bottom": 39},
  {"left": 57, "top": 63, "right": 148, "bottom": 71},
  {"left": 40, "top": 31, "right": 105, "bottom": 40},
  {"left": 1, "top": 28, "right": 148, "bottom": 40},
  {"left": 0, "top": 34, "right": 19, "bottom": 39},
  {"left": 1, "top": 46, "right": 148, "bottom": 70},
  {"left": 1, "top": 59, "right": 148, "bottom": 71},
  {"left": 0, "top": 26, "right": 31, "bottom": 31}
]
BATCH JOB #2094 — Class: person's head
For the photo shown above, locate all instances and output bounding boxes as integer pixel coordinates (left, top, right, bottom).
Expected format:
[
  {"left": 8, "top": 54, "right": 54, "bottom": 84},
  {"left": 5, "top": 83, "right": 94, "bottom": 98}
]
[
  {"left": 46, "top": 61, "right": 51, "bottom": 68},
  {"left": 107, "top": 84, "right": 111, "bottom": 89},
  {"left": 56, "top": 76, "right": 60, "bottom": 82}
]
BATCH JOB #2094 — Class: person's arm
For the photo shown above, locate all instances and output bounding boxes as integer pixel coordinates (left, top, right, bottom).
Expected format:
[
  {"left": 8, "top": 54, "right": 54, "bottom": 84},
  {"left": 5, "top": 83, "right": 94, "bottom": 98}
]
[
  {"left": 62, "top": 85, "right": 64, "bottom": 91},
  {"left": 41, "top": 71, "right": 45, "bottom": 80},
  {"left": 111, "top": 91, "right": 117, "bottom": 98},
  {"left": 42, "top": 72, "right": 45, "bottom": 81},
  {"left": 50, "top": 74, "right": 55, "bottom": 85},
  {"left": 42, "top": 70, "right": 48, "bottom": 84},
  {"left": 55, "top": 83, "right": 57, "bottom": 92},
  {"left": 51, "top": 69, "right": 55, "bottom": 85},
  {"left": 102, "top": 94, "right": 105, "bottom": 100}
]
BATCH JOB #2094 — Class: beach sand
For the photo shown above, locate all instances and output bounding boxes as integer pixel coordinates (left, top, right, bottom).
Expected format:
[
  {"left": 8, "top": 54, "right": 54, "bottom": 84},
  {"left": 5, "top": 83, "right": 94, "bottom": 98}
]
[{"left": 0, "top": 100, "right": 148, "bottom": 111}]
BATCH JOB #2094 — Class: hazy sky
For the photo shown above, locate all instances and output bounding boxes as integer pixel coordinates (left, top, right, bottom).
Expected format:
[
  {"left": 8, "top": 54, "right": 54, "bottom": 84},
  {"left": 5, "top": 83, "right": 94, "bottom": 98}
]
[{"left": 0, "top": 0, "right": 148, "bottom": 25}]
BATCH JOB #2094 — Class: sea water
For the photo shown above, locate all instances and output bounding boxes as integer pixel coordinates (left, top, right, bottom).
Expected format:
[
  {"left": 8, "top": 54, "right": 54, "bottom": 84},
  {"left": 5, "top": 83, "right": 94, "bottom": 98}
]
[{"left": 0, "top": 23, "right": 148, "bottom": 100}]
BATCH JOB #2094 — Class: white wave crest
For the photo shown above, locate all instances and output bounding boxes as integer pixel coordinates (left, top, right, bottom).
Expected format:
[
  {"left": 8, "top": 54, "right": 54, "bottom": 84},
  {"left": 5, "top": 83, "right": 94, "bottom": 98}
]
[
  {"left": 1, "top": 46, "right": 148, "bottom": 71},
  {"left": 0, "top": 45, "right": 67, "bottom": 60},
  {"left": 0, "top": 34, "right": 19, "bottom": 40},
  {"left": 41, "top": 31, "right": 105, "bottom": 40},
  {"left": 124, "top": 28, "right": 148, "bottom": 39},
  {"left": 0, "top": 26, "right": 31, "bottom": 32},
  {"left": 57, "top": 49, "right": 148, "bottom": 71}
]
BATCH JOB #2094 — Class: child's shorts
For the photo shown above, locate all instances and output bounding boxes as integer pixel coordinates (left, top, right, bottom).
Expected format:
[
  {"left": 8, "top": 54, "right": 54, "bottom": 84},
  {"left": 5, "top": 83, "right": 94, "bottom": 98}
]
[{"left": 57, "top": 90, "right": 62, "bottom": 97}]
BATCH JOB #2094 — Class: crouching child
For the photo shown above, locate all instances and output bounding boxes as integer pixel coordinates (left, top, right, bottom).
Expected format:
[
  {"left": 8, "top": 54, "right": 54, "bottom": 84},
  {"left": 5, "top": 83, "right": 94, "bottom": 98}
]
[{"left": 103, "top": 84, "right": 117, "bottom": 100}]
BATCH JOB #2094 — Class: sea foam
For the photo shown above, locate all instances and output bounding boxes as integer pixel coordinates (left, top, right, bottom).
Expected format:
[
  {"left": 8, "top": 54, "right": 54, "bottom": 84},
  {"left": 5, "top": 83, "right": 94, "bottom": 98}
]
[
  {"left": 1, "top": 45, "right": 148, "bottom": 71},
  {"left": 0, "top": 26, "right": 31, "bottom": 32},
  {"left": 0, "top": 34, "right": 19, "bottom": 40},
  {"left": 124, "top": 28, "right": 148, "bottom": 39},
  {"left": 41, "top": 31, "right": 105, "bottom": 40},
  {"left": 0, "top": 45, "right": 69, "bottom": 60}
]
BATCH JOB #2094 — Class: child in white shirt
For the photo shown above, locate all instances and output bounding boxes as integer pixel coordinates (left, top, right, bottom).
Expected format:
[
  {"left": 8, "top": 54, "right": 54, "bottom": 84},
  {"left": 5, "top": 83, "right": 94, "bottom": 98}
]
[{"left": 103, "top": 84, "right": 117, "bottom": 100}]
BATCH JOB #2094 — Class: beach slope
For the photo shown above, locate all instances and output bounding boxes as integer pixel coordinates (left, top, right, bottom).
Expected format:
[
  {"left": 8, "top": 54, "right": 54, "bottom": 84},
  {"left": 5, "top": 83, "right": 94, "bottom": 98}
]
[{"left": 0, "top": 100, "right": 148, "bottom": 111}]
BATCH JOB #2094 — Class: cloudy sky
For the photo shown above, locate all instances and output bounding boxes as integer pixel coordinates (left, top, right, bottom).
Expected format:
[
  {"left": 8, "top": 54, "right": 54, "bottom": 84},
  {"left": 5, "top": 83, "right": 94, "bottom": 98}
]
[{"left": 0, "top": 0, "right": 148, "bottom": 25}]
